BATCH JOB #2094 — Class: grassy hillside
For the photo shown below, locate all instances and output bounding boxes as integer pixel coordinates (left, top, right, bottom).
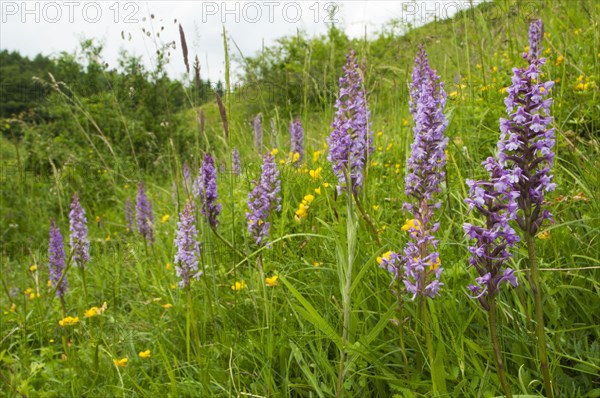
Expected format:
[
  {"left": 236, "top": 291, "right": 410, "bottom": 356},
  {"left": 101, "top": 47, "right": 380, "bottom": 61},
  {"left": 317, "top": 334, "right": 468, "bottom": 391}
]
[{"left": 1, "top": 0, "right": 598, "bottom": 396}]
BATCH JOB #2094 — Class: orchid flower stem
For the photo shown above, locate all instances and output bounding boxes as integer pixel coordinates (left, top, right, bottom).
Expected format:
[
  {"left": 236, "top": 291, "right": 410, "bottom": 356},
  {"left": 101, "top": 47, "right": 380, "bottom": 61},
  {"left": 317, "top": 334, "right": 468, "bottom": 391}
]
[{"left": 488, "top": 298, "right": 513, "bottom": 398}]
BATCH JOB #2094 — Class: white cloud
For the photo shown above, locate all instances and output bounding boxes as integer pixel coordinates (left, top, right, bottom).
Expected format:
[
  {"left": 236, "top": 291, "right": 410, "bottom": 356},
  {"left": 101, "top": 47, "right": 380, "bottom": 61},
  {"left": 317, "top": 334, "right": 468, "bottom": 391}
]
[{"left": 0, "top": 1, "right": 476, "bottom": 83}]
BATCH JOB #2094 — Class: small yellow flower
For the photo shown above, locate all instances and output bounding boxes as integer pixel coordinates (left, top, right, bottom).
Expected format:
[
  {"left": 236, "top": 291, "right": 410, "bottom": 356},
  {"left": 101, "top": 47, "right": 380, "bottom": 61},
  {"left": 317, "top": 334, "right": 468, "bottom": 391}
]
[
  {"left": 105, "top": 235, "right": 111, "bottom": 241},
  {"left": 476, "top": 63, "right": 482, "bottom": 69},
  {"left": 492, "top": 66, "right": 498, "bottom": 73},
  {"left": 555, "top": 55, "right": 564, "bottom": 66},
  {"left": 386, "top": 143, "right": 393, "bottom": 151},
  {"left": 536, "top": 230, "right": 550, "bottom": 240},
  {"left": 309, "top": 168, "right": 322, "bottom": 179},
  {"left": 291, "top": 152, "right": 300, "bottom": 162},
  {"left": 449, "top": 91, "right": 458, "bottom": 98},
  {"left": 428, "top": 257, "right": 441, "bottom": 271},
  {"left": 231, "top": 281, "right": 246, "bottom": 291},
  {"left": 59, "top": 316, "right": 80, "bottom": 327},
  {"left": 138, "top": 350, "right": 151, "bottom": 359},
  {"left": 313, "top": 261, "right": 321, "bottom": 267},
  {"left": 84, "top": 307, "right": 100, "bottom": 318},
  {"left": 539, "top": 86, "right": 545, "bottom": 93},
  {"left": 124, "top": 184, "right": 130, "bottom": 189},
  {"left": 271, "top": 148, "right": 279, "bottom": 156},
  {"left": 312, "top": 150, "right": 321, "bottom": 163},
  {"left": 401, "top": 219, "right": 421, "bottom": 232},
  {"left": 95, "top": 216, "right": 101, "bottom": 223},
  {"left": 322, "top": 182, "right": 330, "bottom": 188},
  {"left": 29, "top": 293, "right": 37, "bottom": 300},
  {"left": 279, "top": 159, "right": 286, "bottom": 165},
  {"left": 402, "top": 118, "right": 408, "bottom": 126},
  {"left": 265, "top": 275, "right": 278, "bottom": 287},
  {"left": 24, "top": 288, "right": 33, "bottom": 295},
  {"left": 113, "top": 357, "right": 128, "bottom": 367},
  {"left": 376, "top": 251, "right": 393, "bottom": 265},
  {"left": 314, "top": 187, "right": 321, "bottom": 195},
  {"left": 161, "top": 214, "right": 170, "bottom": 223},
  {"left": 49, "top": 339, "right": 54, "bottom": 343},
  {"left": 372, "top": 205, "right": 380, "bottom": 211},
  {"left": 29, "top": 264, "right": 38, "bottom": 272},
  {"left": 47, "top": 280, "right": 52, "bottom": 288},
  {"left": 161, "top": 303, "right": 173, "bottom": 309},
  {"left": 524, "top": 46, "right": 529, "bottom": 53},
  {"left": 303, "top": 194, "right": 315, "bottom": 203},
  {"left": 10, "top": 303, "right": 17, "bottom": 312},
  {"left": 500, "top": 87, "right": 507, "bottom": 94},
  {"left": 377, "top": 131, "right": 383, "bottom": 137},
  {"left": 166, "top": 263, "right": 172, "bottom": 270}
]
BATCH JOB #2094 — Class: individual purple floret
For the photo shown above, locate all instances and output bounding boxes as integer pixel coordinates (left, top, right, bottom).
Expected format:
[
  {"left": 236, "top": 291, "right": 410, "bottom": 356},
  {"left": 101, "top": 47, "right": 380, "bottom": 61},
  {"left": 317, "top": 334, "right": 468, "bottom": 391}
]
[
  {"left": 194, "top": 153, "right": 222, "bottom": 228},
  {"left": 69, "top": 192, "right": 89, "bottom": 268},
  {"left": 378, "top": 251, "right": 404, "bottom": 282},
  {"left": 402, "top": 45, "right": 448, "bottom": 299},
  {"left": 48, "top": 218, "right": 68, "bottom": 297},
  {"left": 246, "top": 152, "right": 281, "bottom": 246},
  {"left": 136, "top": 182, "right": 154, "bottom": 243},
  {"left": 327, "top": 49, "right": 373, "bottom": 194},
  {"left": 464, "top": 158, "right": 520, "bottom": 310},
  {"left": 290, "top": 117, "right": 304, "bottom": 165},
  {"left": 174, "top": 200, "right": 202, "bottom": 288},
  {"left": 498, "top": 21, "right": 555, "bottom": 236},
  {"left": 125, "top": 197, "right": 134, "bottom": 233},
  {"left": 254, "top": 114, "right": 263, "bottom": 152},
  {"left": 232, "top": 147, "right": 242, "bottom": 176}
]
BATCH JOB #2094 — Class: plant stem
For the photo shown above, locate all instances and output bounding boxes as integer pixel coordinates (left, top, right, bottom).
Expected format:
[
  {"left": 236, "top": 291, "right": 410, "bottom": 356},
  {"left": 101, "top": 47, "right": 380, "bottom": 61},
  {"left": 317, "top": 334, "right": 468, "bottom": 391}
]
[
  {"left": 186, "top": 286, "right": 192, "bottom": 362},
  {"left": 488, "top": 299, "right": 513, "bottom": 398},
  {"left": 525, "top": 232, "right": 554, "bottom": 398},
  {"left": 421, "top": 297, "right": 438, "bottom": 395}
]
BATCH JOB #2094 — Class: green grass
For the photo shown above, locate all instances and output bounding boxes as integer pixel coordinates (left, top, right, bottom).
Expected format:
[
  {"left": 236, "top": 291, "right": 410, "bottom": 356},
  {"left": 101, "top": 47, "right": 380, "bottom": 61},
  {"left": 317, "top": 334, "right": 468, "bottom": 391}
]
[{"left": 1, "top": 0, "right": 599, "bottom": 396}]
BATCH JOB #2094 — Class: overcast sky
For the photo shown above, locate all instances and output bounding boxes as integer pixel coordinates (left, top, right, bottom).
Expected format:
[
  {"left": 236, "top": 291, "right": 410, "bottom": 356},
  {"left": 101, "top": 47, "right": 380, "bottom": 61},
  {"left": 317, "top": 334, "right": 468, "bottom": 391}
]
[{"left": 1, "top": 1, "right": 479, "bottom": 82}]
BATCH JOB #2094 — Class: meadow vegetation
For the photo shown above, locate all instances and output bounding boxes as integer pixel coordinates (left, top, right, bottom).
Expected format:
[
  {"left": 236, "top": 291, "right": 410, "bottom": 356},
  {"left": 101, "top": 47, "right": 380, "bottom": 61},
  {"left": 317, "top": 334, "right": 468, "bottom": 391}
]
[{"left": 1, "top": 0, "right": 598, "bottom": 396}]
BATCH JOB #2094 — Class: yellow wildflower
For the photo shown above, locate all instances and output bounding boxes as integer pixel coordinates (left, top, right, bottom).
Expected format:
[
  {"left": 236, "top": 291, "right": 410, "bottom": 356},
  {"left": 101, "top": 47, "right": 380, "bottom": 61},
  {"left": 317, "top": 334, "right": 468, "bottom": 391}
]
[
  {"left": 113, "top": 358, "right": 128, "bottom": 368},
  {"left": 279, "top": 159, "right": 285, "bottom": 165},
  {"left": 536, "top": 231, "right": 550, "bottom": 240},
  {"left": 291, "top": 152, "right": 300, "bottom": 163},
  {"left": 313, "top": 261, "right": 321, "bottom": 267},
  {"left": 309, "top": 168, "right": 322, "bottom": 179},
  {"left": 449, "top": 91, "right": 458, "bottom": 98},
  {"left": 555, "top": 55, "right": 564, "bottom": 66},
  {"left": 376, "top": 251, "right": 393, "bottom": 265},
  {"left": 386, "top": 143, "right": 392, "bottom": 151},
  {"left": 265, "top": 275, "right": 278, "bottom": 287},
  {"left": 428, "top": 257, "right": 441, "bottom": 271},
  {"left": 303, "top": 194, "right": 315, "bottom": 203},
  {"left": 314, "top": 187, "right": 321, "bottom": 195},
  {"left": 10, "top": 303, "right": 17, "bottom": 312},
  {"left": 59, "top": 316, "right": 80, "bottom": 327},
  {"left": 166, "top": 263, "right": 172, "bottom": 270},
  {"left": 372, "top": 205, "right": 380, "bottom": 211},
  {"left": 322, "top": 182, "right": 330, "bottom": 188},
  {"left": 312, "top": 150, "right": 321, "bottom": 163},
  {"left": 95, "top": 216, "right": 101, "bottom": 223},
  {"left": 138, "top": 350, "right": 151, "bottom": 359},
  {"left": 29, "top": 293, "right": 36, "bottom": 300},
  {"left": 105, "top": 235, "right": 111, "bottom": 241},
  {"left": 161, "top": 214, "right": 170, "bottom": 223},
  {"left": 401, "top": 219, "right": 421, "bottom": 232},
  {"left": 402, "top": 118, "right": 408, "bottom": 126},
  {"left": 231, "top": 281, "right": 246, "bottom": 291},
  {"left": 161, "top": 303, "right": 173, "bottom": 309},
  {"left": 29, "top": 264, "right": 37, "bottom": 272},
  {"left": 84, "top": 307, "right": 100, "bottom": 318},
  {"left": 24, "top": 288, "right": 33, "bottom": 295},
  {"left": 270, "top": 148, "right": 279, "bottom": 156},
  {"left": 47, "top": 280, "right": 52, "bottom": 288},
  {"left": 377, "top": 131, "right": 383, "bottom": 137}
]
